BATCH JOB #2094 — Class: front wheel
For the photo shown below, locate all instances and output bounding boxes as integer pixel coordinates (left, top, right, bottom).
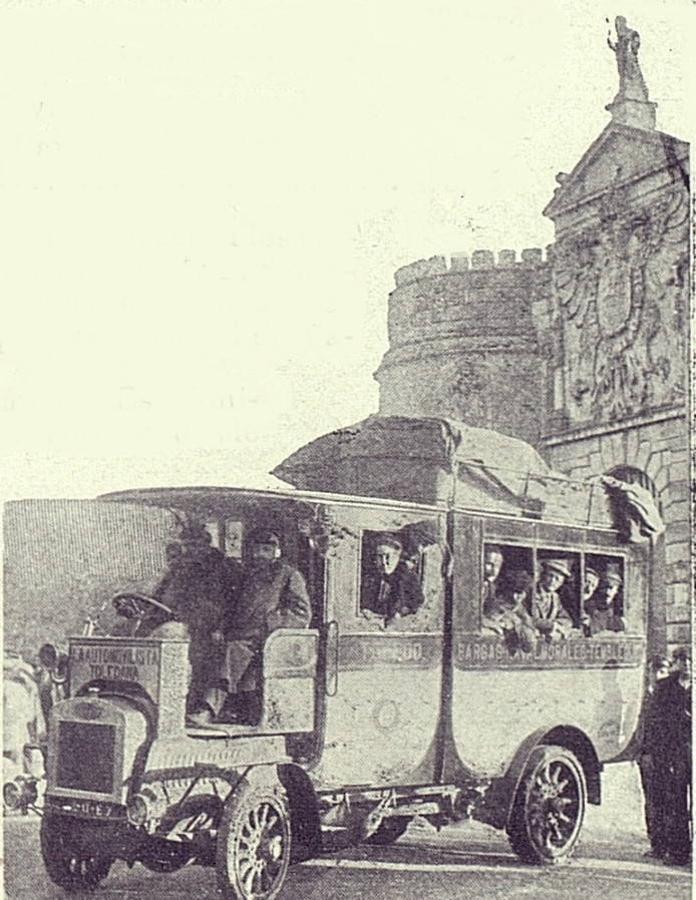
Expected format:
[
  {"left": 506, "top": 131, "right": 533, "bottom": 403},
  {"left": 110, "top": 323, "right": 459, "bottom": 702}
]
[
  {"left": 506, "top": 744, "right": 586, "bottom": 865},
  {"left": 216, "top": 776, "right": 292, "bottom": 900},
  {"left": 40, "top": 814, "right": 113, "bottom": 892}
]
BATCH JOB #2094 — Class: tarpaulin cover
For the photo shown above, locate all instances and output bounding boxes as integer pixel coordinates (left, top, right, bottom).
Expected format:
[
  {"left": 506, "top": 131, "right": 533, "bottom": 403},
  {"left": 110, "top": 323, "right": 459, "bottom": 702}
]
[{"left": 273, "top": 416, "right": 616, "bottom": 527}]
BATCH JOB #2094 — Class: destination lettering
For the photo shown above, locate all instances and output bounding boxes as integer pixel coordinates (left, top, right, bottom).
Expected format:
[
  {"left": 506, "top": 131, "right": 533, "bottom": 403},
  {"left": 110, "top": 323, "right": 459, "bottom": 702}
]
[
  {"left": 70, "top": 643, "right": 161, "bottom": 688},
  {"left": 340, "top": 635, "right": 438, "bottom": 669},
  {"left": 454, "top": 636, "right": 643, "bottom": 669}
]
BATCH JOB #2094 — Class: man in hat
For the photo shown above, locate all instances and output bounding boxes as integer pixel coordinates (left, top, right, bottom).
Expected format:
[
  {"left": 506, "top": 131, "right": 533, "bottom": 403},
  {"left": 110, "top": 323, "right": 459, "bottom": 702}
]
[
  {"left": 638, "top": 653, "right": 672, "bottom": 858},
  {"left": 528, "top": 558, "right": 573, "bottom": 642},
  {"left": 188, "top": 528, "right": 311, "bottom": 726},
  {"left": 361, "top": 533, "right": 425, "bottom": 623},
  {"left": 582, "top": 563, "right": 626, "bottom": 636},
  {"left": 645, "top": 647, "right": 692, "bottom": 866},
  {"left": 481, "top": 569, "right": 536, "bottom": 653}
]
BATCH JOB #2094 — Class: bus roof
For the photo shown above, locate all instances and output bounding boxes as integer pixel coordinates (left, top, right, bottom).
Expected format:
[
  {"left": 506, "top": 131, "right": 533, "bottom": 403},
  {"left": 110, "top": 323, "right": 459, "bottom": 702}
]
[{"left": 98, "top": 484, "right": 619, "bottom": 534}]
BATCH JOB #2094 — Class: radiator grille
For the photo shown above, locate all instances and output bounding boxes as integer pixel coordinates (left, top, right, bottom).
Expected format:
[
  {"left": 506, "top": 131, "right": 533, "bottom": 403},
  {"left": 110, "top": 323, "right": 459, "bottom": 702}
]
[{"left": 56, "top": 721, "right": 116, "bottom": 794}]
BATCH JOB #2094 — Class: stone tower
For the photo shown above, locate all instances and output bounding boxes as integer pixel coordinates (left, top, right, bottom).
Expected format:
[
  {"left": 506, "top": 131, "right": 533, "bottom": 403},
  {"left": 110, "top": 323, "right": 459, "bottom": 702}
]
[{"left": 374, "top": 248, "right": 549, "bottom": 447}]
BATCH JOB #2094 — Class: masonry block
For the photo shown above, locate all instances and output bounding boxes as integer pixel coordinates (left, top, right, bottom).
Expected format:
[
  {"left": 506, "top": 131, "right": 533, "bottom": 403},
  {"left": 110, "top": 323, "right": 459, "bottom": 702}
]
[
  {"left": 450, "top": 252, "right": 470, "bottom": 271},
  {"left": 471, "top": 249, "right": 495, "bottom": 268},
  {"left": 666, "top": 623, "right": 691, "bottom": 645},
  {"left": 665, "top": 541, "right": 689, "bottom": 566}
]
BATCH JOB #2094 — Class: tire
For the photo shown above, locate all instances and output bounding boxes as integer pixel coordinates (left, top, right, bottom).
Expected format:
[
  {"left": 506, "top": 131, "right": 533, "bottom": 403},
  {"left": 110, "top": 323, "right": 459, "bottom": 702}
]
[
  {"left": 506, "top": 744, "right": 587, "bottom": 865},
  {"left": 40, "top": 814, "right": 113, "bottom": 892},
  {"left": 216, "top": 777, "right": 292, "bottom": 900},
  {"left": 365, "top": 816, "right": 411, "bottom": 845}
]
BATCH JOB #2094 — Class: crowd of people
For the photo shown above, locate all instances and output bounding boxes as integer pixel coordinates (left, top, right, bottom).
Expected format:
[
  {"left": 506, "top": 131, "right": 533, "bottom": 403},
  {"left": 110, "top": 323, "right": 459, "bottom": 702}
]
[{"left": 480, "top": 545, "right": 626, "bottom": 648}]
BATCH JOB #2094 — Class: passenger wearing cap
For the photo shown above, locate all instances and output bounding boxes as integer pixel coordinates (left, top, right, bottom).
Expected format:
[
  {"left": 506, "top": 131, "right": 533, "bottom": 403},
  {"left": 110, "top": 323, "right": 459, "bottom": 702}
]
[
  {"left": 361, "top": 533, "right": 425, "bottom": 624},
  {"left": 527, "top": 558, "right": 573, "bottom": 642},
  {"left": 644, "top": 647, "right": 692, "bottom": 866},
  {"left": 189, "top": 528, "right": 311, "bottom": 726},
  {"left": 582, "top": 563, "right": 625, "bottom": 636}
]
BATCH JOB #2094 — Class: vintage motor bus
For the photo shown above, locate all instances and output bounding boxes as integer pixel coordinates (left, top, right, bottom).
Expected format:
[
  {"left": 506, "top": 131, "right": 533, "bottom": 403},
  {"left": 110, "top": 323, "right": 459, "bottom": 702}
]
[{"left": 11, "top": 418, "right": 660, "bottom": 899}]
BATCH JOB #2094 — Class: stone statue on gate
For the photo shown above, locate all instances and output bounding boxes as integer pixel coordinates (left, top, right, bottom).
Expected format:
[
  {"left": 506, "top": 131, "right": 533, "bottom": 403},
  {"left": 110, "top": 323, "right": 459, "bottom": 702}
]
[{"left": 607, "top": 16, "right": 649, "bottom": 102}]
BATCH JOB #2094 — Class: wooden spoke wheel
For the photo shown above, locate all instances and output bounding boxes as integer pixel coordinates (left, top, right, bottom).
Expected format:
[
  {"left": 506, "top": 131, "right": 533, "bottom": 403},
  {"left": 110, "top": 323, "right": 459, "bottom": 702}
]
[
  {"left": 507, "top": 745, "right": 586, "bottom": 865},
  {"left": 216, "top": 778, "right": 292, "bottom": 900},
  {"left": 40, "top": 814, "right": 113, "bottom": 892}
]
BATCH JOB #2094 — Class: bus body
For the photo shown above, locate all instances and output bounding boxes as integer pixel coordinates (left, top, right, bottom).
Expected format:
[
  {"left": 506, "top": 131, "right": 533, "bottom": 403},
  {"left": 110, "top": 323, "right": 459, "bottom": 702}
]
[{"left": 13, "top": 478, "right": 655, "bottom": 899}]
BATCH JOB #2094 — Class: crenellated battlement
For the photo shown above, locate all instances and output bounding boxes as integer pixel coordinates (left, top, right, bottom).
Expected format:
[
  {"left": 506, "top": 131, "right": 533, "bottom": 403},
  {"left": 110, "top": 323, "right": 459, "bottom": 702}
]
[{"left": 393, "top": 246, "right": 552, "bottom": 287}]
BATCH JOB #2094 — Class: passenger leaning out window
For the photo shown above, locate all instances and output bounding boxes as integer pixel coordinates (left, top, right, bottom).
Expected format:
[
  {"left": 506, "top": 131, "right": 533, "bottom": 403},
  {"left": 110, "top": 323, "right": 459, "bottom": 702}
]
[
  {"left": 528, "top": 558, "right": 573, "bottom": 642},
  {"left": 582, "top": 563, "right": 625, "bottom": 636}
]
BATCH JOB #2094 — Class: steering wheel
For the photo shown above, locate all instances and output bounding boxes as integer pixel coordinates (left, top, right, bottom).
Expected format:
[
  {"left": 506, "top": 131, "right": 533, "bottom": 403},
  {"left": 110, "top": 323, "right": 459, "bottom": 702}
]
[{"left": 112, "top": 592, "right": 173, "bottom": 621}]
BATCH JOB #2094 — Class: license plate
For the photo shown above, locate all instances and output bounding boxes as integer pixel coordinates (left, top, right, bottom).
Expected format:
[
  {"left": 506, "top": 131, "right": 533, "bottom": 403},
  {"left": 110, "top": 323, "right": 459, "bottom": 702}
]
[{"left": 46, "top": 795, "right": 124, "bottom": 820}]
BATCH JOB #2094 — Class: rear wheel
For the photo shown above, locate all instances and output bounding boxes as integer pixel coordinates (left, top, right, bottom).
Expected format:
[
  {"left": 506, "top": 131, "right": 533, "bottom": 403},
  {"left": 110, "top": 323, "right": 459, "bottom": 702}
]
[
  {"left": 40, "top": 814, "right": 113, "bottom": 892},
  {"left": 506, "top": 744, "right": 586, "bottom": 865},
  {"left": 365, "top": 816, "right": 411, "bottom": 845},
  {"left": 216, "top": 777, "right": 291, "bottom": 900}
]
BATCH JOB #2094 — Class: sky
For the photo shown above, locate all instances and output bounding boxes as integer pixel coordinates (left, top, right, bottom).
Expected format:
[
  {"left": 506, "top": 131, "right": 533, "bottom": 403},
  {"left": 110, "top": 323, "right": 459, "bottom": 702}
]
[{"left": 0, "top": 0, "right": 692, "bottom": 499}]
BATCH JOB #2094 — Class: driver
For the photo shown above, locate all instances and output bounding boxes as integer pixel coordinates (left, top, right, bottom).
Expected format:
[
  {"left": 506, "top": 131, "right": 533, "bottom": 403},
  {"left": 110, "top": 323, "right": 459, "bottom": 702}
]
[
  {"left": 188, "top": 528, "right": 311, "bottom": 727},
  {"left": 141, "top": 523, "right": 242, "bottom": 711}
]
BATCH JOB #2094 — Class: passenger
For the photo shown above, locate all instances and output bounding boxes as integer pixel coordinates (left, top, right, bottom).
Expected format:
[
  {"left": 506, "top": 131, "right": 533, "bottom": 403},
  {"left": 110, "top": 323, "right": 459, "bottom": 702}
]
[
  {"left": 582, "top": 566, "right": 600, "bottom": 604},
  {"left": 528, "top": 558, "right": 573, "bottom": 642},
  {"left": 482, "top": 545, "right": 504, "bottom": 616},
  {"left": 362, "top": 534, "right": 425, "bottom": 623},
  {"left": 147, "top": 523, "right": 242, "bottom": 711},
  {"left": 580, "top": 566, "right": 600, "bottom": 636},
  {"left": 582, "top": 563, "right": 625, "bottom": 635},
  {"left": 481, "top": 570, "right": 536, "bottom": 653},
  {"left": 188, "top": 529, "right": 311, "bottom": 726}
]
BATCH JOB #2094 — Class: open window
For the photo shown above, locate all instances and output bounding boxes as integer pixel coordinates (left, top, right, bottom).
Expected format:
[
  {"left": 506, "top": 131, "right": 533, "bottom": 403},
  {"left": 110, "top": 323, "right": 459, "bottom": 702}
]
[
  {"left": 536, "top": 549, "right": 581, "bottom": 628},
  {"left": 480, "top": 542, "right": 534, "bottom": 619},
  {"left": 581, "top": 554, "right": 626, "bottom": 636},
  {"left": 359, "top": 523, "right": 438, "bottom": 623}
]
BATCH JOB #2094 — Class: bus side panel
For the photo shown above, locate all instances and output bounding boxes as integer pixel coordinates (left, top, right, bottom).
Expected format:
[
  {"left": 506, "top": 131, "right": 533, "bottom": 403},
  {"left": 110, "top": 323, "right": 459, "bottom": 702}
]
[
  {"left": 447, "top": 512, "right": 650, "bottom": 779},
  {"left": 450, "top": 644, "right": 646, "bottom": 777},
  {"left": 310, "top": 505, "right": 446, "bottom": 790}
]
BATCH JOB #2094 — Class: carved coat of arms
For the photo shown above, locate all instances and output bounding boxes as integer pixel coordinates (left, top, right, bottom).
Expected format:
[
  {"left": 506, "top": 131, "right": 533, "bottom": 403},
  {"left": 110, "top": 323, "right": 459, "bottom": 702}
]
[{"left": 553, "top": 184, "right": 688, "bottom": 422}]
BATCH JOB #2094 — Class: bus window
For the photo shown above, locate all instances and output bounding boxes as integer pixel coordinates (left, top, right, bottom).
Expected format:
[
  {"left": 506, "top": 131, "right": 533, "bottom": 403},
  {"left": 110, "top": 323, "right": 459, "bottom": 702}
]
[
  {"left": 532, "top": 551, "right": 581, "bottom": 639},
  {"left": 581, "top": 555, "right": 626, "bottom": 636},
  {"left": 480, "top": 544, "right": 536, "bottom": 650},
  {"left": 481, "top": 543, "right": 534, "bottom": 617},
  {"left": 359, "top": 529, "right": 427, "bottom": 625}
]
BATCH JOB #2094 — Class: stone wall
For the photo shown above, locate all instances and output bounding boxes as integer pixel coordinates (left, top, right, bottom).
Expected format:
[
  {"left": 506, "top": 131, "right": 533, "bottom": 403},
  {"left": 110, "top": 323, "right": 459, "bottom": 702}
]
[
  {"left": 545, "top": 411, "right": 689, "bottom": 651},
  {"left": 375, "top": 249, "right": 549, "bottom": 446}
]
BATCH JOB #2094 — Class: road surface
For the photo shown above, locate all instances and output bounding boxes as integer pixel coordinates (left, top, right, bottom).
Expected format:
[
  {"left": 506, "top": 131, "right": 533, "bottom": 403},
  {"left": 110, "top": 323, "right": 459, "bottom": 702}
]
[{"left": 3, "top": 811, "right": 690, "bottom": 899}]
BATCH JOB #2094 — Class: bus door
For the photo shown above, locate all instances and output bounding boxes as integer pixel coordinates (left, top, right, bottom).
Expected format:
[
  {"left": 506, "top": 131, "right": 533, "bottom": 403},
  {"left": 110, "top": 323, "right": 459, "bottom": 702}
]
[{"left": 315, "top": 503, "right": 447, "bottom": 789}]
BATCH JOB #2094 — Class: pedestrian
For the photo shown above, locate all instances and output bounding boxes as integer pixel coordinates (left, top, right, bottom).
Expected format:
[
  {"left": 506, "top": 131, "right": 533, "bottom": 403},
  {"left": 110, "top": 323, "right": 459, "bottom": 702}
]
[
  {"left": 644, "top": 646, "right": 692, "bottom": 866},
  {"left": 638, "top": 653, "right": 671, "bottom": 858}
]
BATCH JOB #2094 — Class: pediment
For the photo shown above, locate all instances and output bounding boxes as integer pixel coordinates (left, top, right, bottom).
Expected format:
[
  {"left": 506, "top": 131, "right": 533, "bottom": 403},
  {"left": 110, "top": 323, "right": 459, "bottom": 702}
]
[{"left": 544, "top": 123, "right": 689, "bottom": 219}]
